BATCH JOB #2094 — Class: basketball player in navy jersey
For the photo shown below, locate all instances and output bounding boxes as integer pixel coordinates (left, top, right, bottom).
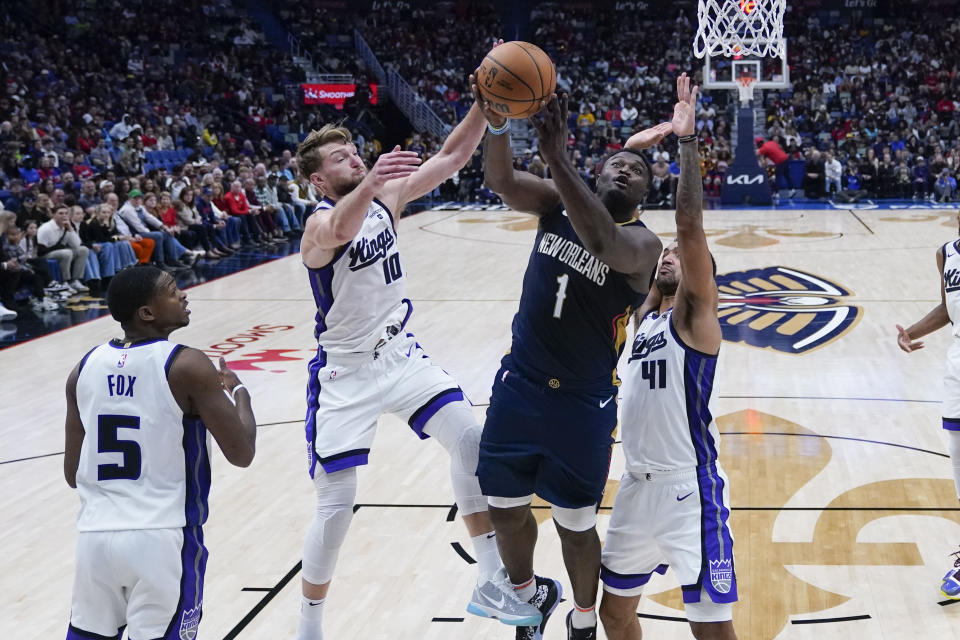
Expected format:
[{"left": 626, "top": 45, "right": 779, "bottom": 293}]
[
  {"left": 63, "top": 266, "right": 257, "bottom": 640},
  {"left": 471, "top": 78, "right": 668, "bottom": 638},
  {"left": 598, "top": 74, "right": 738, "bottom": 640},
  {"left": 896, "top": 210, "right": 960, "bottom": 601},
  {"left": 292, "top": 58, "right": 543, "bottom": 639}
]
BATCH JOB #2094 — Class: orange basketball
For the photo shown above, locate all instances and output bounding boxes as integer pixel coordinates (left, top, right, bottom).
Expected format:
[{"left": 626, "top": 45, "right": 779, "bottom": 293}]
[{"left": 476, "top": 41, "right": 556, "bottom": 119}]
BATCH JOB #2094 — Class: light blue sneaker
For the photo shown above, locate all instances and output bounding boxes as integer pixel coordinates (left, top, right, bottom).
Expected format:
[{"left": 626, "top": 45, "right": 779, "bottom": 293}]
[
  {"left": 467, "top": 567, "right": 543, "bottom": 626},
  {"left": 940, "top": 547, "right": 960, "bottom": 600}
]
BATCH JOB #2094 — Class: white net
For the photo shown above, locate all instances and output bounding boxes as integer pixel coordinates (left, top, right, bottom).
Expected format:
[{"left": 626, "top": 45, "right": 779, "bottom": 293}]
[{"left": 694, "top": 0, "right": 787, "bottom": 59}]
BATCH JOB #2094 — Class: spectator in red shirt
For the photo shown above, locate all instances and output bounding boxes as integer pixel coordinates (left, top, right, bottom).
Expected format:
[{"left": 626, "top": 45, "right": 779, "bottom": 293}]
[
  {"left": 243, "top": 177, "right": 280, "bottom": 239},
  {"left": 756, "top": 137, "right": 791, "bottom": 193},
  {"left": 222, "top": 180, "right": 263, "bottom": 245}
]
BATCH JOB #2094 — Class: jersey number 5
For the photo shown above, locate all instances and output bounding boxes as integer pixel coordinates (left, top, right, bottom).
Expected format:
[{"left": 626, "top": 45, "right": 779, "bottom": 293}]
[
  {"left": 640, "top": 359, "right": 667, "bottom": 389},
  {"left": 98, "top": 414, "right": 142, "bottom": 481}
]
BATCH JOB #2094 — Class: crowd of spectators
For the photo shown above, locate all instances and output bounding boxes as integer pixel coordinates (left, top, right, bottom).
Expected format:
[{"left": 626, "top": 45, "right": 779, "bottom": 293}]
[{"left": 7, "top": 2, "right": 960, "bottom": 321}]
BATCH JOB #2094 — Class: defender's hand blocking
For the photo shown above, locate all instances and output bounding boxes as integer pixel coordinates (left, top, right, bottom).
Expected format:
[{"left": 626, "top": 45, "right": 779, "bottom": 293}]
[
  {"left": 625, "top": 122, "right": 673, "bottom": 151},
  {"left": 364, "top": 145, "right": 421, "bottom": 190},
  {"left": 672, "top": 73, "right": 699, "bottom": 138},
  {"left": 470, "top": 39, "right": 507, "bottom": 128},
  {"left": 896, "top": 324, "right": 924, "bottom": 352},
  {"left": 530, "top": 93, "right": 569, "bottom": 163}
]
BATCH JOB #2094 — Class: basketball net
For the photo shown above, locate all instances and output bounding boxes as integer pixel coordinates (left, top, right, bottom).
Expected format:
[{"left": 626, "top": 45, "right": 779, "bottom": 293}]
[
  {"left": 736, "top": 76, "right": 756, "bottom": 106},
  {"left": 694, "top": 0, "right": 786, "bottom": 59}
]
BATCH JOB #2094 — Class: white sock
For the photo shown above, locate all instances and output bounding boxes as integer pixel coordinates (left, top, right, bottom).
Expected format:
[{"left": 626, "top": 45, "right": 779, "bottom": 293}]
[
  {"left": 571, "top": 602, "right": 597, "bottom": 628},
  {"left": 471, "top": 531, "right": 503, "bottom": 583},
  {"left": 295, "top": 596, "right": 325, "bottom": 640},
  {"left": 512, "top": 576, "right": 536, "bottom": 603}
]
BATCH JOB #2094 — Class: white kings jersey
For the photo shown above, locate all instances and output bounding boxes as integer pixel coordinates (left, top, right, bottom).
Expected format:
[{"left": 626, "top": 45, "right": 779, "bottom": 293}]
[
  {"left": 306, "top": 197, "right": 410, "bottom": 353},
  {"left": 620, "top": 309, "right": 722, "bottom": 473},
  {"left": 74, "top": 339, "right": 211, "bottom": 532},
  {"left": 942, "top": 239, "right": 960, "bottom": 338}
]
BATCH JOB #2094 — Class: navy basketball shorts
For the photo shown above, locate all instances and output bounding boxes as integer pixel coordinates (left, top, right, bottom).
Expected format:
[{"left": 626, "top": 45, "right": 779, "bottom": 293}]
[{"left": 477, "top": 361, "right": 617, "bottom": 509}]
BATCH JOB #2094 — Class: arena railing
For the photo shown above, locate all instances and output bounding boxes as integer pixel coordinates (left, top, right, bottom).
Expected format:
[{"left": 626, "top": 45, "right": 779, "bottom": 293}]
[{"left": 354, "top": 29, "right": 451, "bottom": 138}]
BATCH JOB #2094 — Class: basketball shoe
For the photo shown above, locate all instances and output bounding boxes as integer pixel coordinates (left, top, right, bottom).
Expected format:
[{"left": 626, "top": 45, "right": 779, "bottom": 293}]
[
  {"left": 516, "top": 575, "right": 562, "bottom": 640},
  {"left": 467, "top": 567, "right": 543, "bottom": 626},
  {"left": 564, "top": 610, "right": 597, "bottom": 639},
  {"left": 940, "top": 546, "right": 960, "bottom": 600}
]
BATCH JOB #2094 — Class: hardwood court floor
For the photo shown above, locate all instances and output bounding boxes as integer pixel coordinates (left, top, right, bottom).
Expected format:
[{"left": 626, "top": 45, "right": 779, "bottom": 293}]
[{"left": 2, "top": 206, "right": 960, "bottom": 639}]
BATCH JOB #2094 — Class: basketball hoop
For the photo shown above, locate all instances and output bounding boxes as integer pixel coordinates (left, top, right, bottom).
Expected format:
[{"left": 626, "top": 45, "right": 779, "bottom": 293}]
[
  {"left": 736, "top": 76, "right": 756, "bottom": 106},
  {"left": 694, "top": 0, "right": 787, "bottom": 59}
]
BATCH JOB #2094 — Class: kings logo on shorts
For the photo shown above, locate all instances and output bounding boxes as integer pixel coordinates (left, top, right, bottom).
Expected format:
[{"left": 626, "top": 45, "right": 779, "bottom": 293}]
[
  {"left": 709, "top": 558, "right": 733, "bottom": 594},
  {"left": 716, "top": 266, "right": 861, "bottom": 355},
  {"left": 179, "top": 604, "right": 202, "bottom": 640}
]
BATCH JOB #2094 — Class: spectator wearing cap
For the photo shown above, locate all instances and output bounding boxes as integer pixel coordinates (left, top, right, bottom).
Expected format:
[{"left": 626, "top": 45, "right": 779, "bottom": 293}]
[
  {"left": 3, "top": 180, "right": 25, "bottom": 214},
  {"left": 935, "top": 168, "right": 957, "bottom": 202},
  {"left": 37, "top": 205, "right": 90, "bottom": 292},
  {"left": 116, "top": 188, "right": 192, "bottom": 269},
  {"left": 196, "top": 185, "right": 240, "bottom": 251}
]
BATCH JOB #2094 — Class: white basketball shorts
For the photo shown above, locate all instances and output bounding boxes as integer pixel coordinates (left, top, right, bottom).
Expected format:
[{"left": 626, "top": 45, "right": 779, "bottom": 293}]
[
  {"left": 943, "top": 341, "right": 960, "bottom": 432},
  {"left": 601, "top": 467, "right": 737, "bottom": 619},
  {"left": 67, "top": 526, "right": 206, "bottom": 640},
  {"left": 305, "top": 331, "right": 464, "bottom": 476}
]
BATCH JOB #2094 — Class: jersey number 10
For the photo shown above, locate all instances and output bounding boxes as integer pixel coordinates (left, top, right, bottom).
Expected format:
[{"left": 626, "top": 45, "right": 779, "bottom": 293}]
[{"left": 383, "top": 253, "right": 403, "bottom": 285}]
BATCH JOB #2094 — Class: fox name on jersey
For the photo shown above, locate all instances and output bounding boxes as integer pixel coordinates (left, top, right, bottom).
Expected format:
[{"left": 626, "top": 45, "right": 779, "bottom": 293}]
[
  {"left": 75, "top": 339, "right": 211, "bottom": 532},
  {"left": 537, "top": 231, "right": 609, "bottom": 286}
]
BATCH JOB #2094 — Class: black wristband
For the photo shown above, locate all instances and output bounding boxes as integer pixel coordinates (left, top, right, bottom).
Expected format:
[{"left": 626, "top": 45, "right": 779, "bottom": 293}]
[{"left": 677, "top": 134, "right": 698, "bottom": 144}]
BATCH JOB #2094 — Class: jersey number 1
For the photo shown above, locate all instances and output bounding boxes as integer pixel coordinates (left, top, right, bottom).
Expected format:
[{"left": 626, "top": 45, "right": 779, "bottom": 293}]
[
  {"left": 553, "top": 274, "right": 569, "bottom": 319},
  {"left": 98, "top": 414, "right": 142, "bottom": 481}
]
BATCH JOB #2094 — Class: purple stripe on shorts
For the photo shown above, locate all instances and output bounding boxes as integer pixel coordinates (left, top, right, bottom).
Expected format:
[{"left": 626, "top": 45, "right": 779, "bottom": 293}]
[
  {"left": 320, "top": 449, "right": 371, "bottom": 473},
  {"left": 943, "top": 418, "right": 960, "bottom": 431},
  {"left": 408, "top": 388, "right": 463, "bottom": 440},
  {"left": 600, "top": 563, "right": 668, "bottom": 590},
  {"left": 66, "top": 624, "right": 123, "bottom": 640}
]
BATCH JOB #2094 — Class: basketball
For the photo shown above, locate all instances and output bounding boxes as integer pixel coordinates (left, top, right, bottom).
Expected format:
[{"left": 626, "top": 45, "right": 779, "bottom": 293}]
[{"left": 476, "top": 41, "right": 556, "bottom": 119}]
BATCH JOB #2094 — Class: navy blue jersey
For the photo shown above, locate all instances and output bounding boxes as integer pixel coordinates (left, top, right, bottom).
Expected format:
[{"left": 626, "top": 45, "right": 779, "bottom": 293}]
[{"left": 508, "top": 206, "right": 647, "bottom": 390}]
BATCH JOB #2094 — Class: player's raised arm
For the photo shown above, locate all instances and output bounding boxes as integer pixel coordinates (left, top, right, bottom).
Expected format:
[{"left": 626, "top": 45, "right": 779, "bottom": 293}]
[
  {"left": 530, "top": 93, "right": 660, "bottom": 281},
  {"left": 670, "top": 73, "right": 721, "bottom": 354},
  {"left": 474, "top": 80, "right": 561, "bottom": 215},
  {"left": 168, "top": 349, "right": 257, "bottom": 467},
  {"left": 386, "top": 101, "right": 487, "bottom": 212},
  {"left": 897, "top": 246, "right": 951, "bottom": 352},
  {"left": 63, "top": 361, "right": 84, "bottom": 488},
  {"left": 624, "top": 122, "right": 674, "bottom": 152}
]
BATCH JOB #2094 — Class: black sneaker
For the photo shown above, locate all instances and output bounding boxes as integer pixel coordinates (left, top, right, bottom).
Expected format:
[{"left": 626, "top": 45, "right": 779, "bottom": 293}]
[
  {"left": 565, "top": 610, "right": 597, "bottom": 639},
  {"left": 516, "top": 575, "right": 562, "bottom": 640}
]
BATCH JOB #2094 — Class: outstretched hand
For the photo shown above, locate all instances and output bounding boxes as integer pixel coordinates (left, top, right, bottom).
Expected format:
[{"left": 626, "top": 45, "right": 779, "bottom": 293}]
[
  {"left": 896, "top": 324, "right": 924, "bottom": 352},
  {"left": 364, "top": 145, "right": 422, "bottom": 190},
  {"left": 672, "top": 72, "right": 699, "bottom": 138},
  {"left": 470, "top": 39, "right": 507, "bottom": 127},
  {"left": 530, "top": 93, "right": 569, "bottom": 163},
  {"left": 625, "top": 121, "right": 674, "bottom": 151}
]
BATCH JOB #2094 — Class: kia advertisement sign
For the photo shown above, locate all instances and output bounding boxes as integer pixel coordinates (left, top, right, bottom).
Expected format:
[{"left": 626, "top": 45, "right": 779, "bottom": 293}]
[{"left": 302, "top": 83, "right": 378, "bottom": 109}]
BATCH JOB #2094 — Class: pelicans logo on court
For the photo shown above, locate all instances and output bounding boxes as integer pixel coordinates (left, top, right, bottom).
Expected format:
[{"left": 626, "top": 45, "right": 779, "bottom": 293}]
[{"left": 716, "top": 266, "right": 861, "bottom": 354}]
